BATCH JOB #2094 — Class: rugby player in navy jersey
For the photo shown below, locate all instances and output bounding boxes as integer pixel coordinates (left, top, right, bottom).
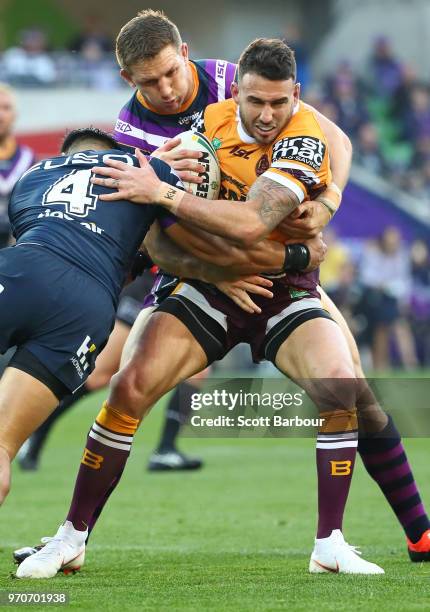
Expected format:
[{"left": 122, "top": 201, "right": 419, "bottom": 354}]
[
  {"left": 0, "top": 128, "right": 175, "bottom": 509},
  {"left": 1, "top": 126, "right": 282, "bottom": 518}
]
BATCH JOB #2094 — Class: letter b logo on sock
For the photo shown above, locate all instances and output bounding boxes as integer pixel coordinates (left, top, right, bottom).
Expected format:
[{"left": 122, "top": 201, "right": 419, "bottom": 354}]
[
  {"left": 330, "top": 460, "right": 352, "bottom": 476},
  {"left": 82, "top": 448, "right": 104, "bottom": 470}
]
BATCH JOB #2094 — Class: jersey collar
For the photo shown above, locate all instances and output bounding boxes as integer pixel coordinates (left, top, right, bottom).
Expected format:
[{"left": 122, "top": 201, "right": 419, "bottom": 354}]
[{"left": 236, "top": 106, "right": 256, "bottom": 144}]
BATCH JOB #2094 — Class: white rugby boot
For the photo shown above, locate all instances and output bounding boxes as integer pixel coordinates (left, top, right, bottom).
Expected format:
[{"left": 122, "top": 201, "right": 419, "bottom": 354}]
[
  {"left": 16, "top": 521, "right": 87, "bottom": 579},
  {"left": 309, "top": 529, "right": 384, "bottom": 575}
]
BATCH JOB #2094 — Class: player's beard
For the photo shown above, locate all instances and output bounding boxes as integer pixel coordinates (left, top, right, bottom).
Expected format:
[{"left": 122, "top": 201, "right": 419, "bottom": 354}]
[{"left": 238, "top": 108, "right": 288, "bottom": 145}]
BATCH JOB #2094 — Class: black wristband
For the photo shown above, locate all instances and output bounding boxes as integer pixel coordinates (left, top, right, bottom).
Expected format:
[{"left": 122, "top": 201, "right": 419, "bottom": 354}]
[
  {"left": 130, "top": 250, "right": 154, "bottom": 279},
  {"left": 283, "top": 244, "right": 310, "bottom": 272}
]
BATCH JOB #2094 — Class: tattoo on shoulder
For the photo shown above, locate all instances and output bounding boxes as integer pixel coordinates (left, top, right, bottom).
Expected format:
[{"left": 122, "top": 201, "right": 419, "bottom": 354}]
[{"left": 247, "top": 176, "right": 298, "bottom": 230}]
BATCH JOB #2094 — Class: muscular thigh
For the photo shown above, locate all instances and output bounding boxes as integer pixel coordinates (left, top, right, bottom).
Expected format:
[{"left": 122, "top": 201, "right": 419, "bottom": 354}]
[
  {"left": 131, "top": 311, "right": 207, "bottom": 379},
  {"left": 110, "top": 311, "right": 208, "bottom": 414},
  {"left": 274, "top": 317, "right": 358, "bottom": 412},
  {"left": 0, "top": 368, "right": 58, "bottom": 457},
  {"left": 274, "top": 316, "right": 354, "bottom": 380},
  {"left": 122, "top": 304, "right": 212, "bottom": 384}
]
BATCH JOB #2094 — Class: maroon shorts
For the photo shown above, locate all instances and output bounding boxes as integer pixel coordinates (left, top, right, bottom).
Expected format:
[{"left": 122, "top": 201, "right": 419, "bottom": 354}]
[{"left": 156, "top": 279, "right": 332, "bottom": 365}]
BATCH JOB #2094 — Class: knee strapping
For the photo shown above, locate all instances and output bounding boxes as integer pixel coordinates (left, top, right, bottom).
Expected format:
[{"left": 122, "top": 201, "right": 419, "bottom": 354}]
[
  {"left": 318, "top": 408, "right": 358, "bottom": 435},
  {"left": 96, "top": 401, "right": 139, "bottom": 436}
]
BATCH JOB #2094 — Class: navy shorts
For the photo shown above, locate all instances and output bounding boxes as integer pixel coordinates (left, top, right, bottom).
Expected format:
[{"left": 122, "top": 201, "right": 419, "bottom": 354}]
[{"left": 0, "top": 244, "right": 116, "bottom": 394}]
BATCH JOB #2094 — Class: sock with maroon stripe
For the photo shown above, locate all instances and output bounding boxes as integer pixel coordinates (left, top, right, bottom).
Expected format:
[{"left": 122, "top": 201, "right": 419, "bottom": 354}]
[
  {"left": 358, "top": 415, "right": 430, "bottom": 543},
  {"left": 66, "top": 402, "right": 139, "bottom": 531},
  {"left": 316, "top": 409, "right": 358, "bottom": 538}
]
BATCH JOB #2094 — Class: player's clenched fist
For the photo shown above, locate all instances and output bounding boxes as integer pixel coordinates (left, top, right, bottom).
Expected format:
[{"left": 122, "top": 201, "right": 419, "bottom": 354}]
[
  {"left": 277, "top": 200, "right": 332, "bottom": 239},
  {"left": 303, "top": 233, "right": 327, "bottom": 271}
]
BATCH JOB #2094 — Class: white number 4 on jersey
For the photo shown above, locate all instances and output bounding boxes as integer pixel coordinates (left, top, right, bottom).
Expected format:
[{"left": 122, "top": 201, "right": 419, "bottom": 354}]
[{"left": 43, "top": 169, "right": 98, "bottom": 218}]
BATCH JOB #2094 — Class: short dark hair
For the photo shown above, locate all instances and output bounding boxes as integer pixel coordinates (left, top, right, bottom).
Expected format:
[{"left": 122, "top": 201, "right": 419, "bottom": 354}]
[
  {"left": 116, "top": 9, "right": 182, "bottom": 71},
  {"left": 61, "top": 127, "right": 118, "bottom": 153},
  {"left": 238, "top": 38, "right": 296, "bottom": 82}
]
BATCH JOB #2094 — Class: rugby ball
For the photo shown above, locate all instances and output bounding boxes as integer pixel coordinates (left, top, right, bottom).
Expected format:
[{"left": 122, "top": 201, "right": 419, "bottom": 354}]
[{"left": 172, "top": 131, "right": 220, "bottom": 199}]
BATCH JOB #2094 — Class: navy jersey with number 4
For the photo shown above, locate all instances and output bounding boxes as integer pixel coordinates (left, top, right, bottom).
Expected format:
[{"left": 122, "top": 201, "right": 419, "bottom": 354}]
[{"left": 9, "top": 151, "right": 178, "bottom": 302}]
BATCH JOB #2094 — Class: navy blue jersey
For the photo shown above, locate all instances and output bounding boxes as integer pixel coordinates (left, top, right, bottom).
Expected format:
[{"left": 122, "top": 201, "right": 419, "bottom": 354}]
[{"left": 9, "top": 151, "right": 179, "bottom": 302}]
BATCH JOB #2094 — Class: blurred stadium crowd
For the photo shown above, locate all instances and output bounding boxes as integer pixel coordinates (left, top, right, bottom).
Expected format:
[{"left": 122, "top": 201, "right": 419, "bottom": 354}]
[
  {"left": 0, "top": 21, "right": 120, "bottom": 90},
  {"left": 306, "top": 36, "right": 430, "bottom": 204},
  {"left": 0, "top": 21, "right": 429, "bottom": 371}
]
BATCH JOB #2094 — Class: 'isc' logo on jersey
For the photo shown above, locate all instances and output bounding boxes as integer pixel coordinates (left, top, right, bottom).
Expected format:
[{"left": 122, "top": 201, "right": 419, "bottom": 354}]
[
  {"left": 272, "top": 136, "right": 326, "bottom": 171},
  {"left": 229, "top": 145, "right": 257, "bottom": 160}
]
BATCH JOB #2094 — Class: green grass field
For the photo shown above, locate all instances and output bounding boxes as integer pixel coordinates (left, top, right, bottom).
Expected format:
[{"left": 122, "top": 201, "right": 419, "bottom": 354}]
[{"left": 0, "top": 389, "right": 429, "bottom": 611}]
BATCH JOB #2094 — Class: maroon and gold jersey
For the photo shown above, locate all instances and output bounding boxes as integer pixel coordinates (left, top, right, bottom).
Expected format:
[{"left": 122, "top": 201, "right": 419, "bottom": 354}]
[{"left": 201, "top": 98, "right": 331, "bottom": 243}]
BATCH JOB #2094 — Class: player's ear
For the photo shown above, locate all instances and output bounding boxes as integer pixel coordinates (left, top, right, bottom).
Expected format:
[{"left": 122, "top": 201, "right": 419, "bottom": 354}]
[
  {"left": 180, "top": 43, "right": 189, "bottom": 62},
  {"left": 231, "top": 82, "right": 239, "bottom": 103},
  {"left": 293, "top": 82, "right": 301, "bottom": 104},
  {"left": 120, "top": 69, "right": 135, "bottom": 89}
]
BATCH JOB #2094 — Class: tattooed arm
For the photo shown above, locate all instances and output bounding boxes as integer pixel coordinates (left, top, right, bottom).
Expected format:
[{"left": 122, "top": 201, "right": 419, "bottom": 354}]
[
  {"left": 156, "top": 176, "right": 299, "bottom": 246},
  {"left": 91, "top": 152, "right": 300, "bottom": 247}
]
